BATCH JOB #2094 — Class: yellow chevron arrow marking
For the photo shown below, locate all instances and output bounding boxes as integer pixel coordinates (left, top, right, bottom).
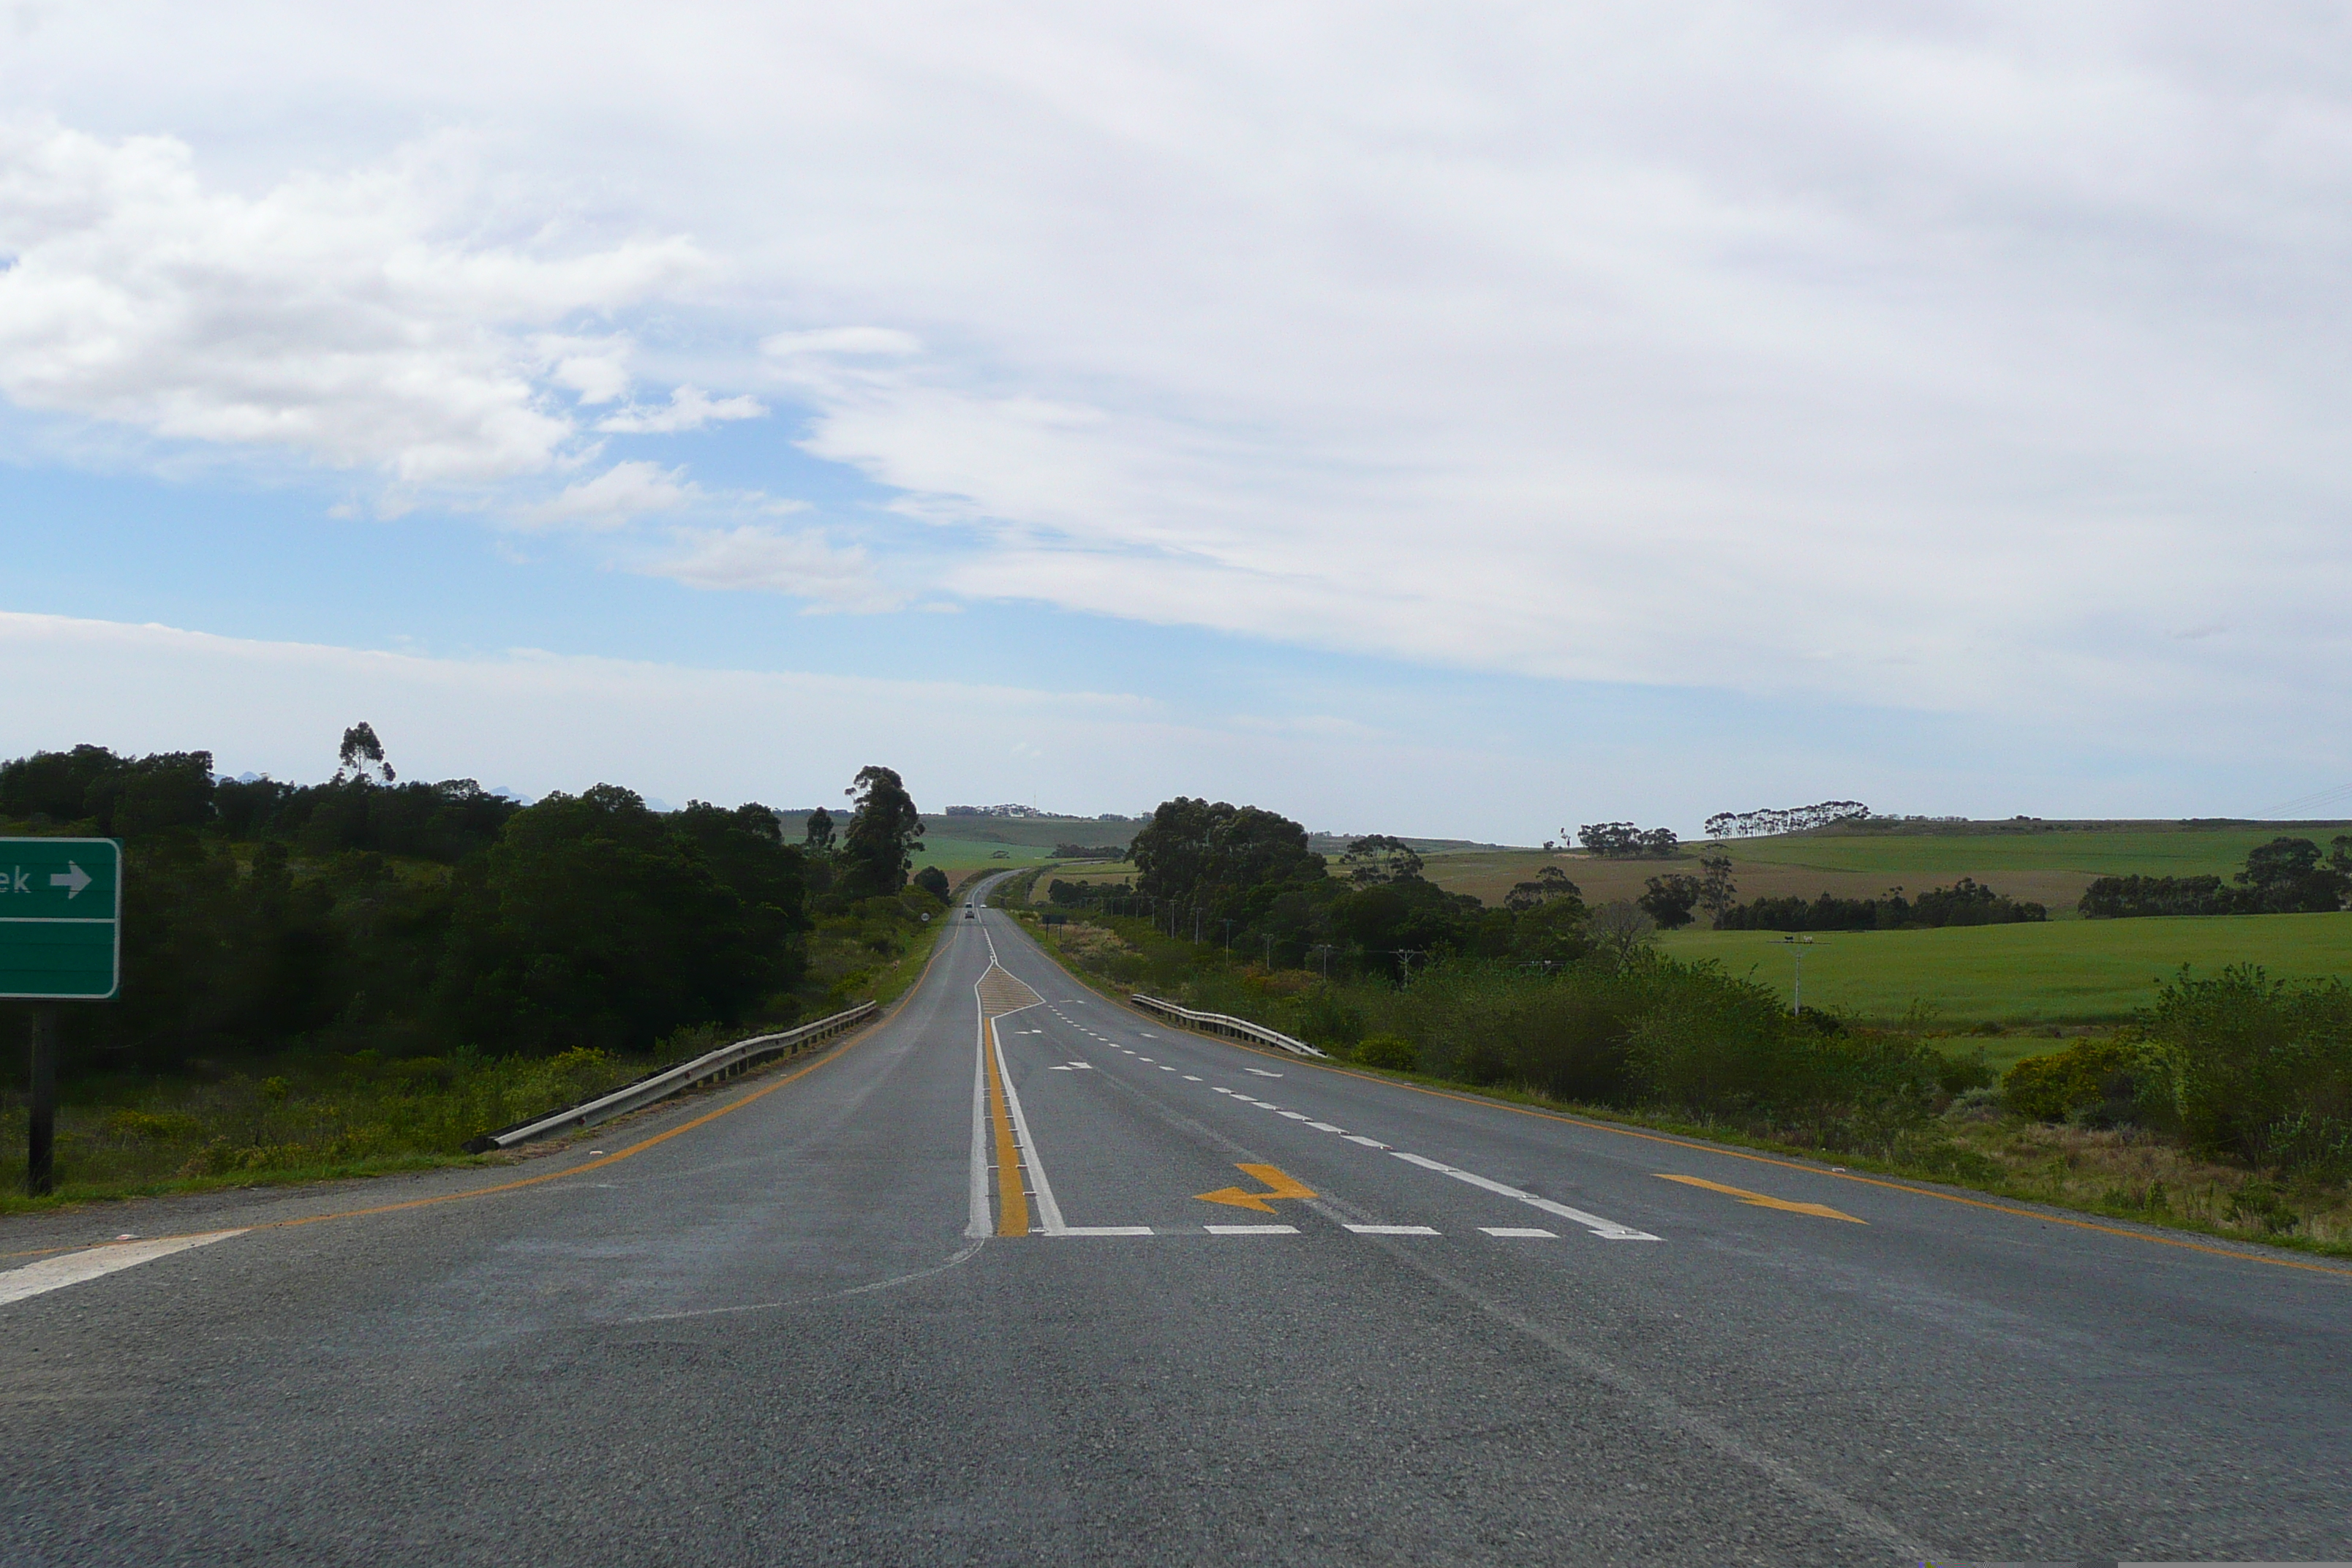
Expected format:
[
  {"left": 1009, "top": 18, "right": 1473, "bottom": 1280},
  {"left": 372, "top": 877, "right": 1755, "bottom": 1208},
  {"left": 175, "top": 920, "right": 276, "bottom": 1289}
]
[
  {"left": 1195, "top": 1163, "right": 1317, "bottom": 1214},
  {"left": 1656, "top": 1172, "right": 1865, "bottom": 1223}
]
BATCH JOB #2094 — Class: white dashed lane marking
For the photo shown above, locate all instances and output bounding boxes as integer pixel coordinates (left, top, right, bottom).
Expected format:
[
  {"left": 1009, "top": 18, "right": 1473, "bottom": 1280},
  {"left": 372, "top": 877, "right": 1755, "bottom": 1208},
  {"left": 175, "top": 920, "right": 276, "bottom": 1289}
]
[{"left": 1025, "top": 990, "right": 1654, "bottom": 1243}]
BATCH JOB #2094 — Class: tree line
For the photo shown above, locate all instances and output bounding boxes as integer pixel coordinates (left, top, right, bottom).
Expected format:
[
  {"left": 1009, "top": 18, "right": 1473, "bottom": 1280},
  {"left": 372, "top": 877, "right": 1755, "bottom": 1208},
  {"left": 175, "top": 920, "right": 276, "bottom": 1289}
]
[
  {"left": 1702, "top": 800, "right": 1872, "bottom": 840},
  {"left": 2078, "top": 837, "right": 2352, "bottom": 919},
  {"left": 1044, "top": 799, "right": 1594, "bottom": 979},
  {"left": 0, "top": 734, "right": 936, "bottom": 1080}
]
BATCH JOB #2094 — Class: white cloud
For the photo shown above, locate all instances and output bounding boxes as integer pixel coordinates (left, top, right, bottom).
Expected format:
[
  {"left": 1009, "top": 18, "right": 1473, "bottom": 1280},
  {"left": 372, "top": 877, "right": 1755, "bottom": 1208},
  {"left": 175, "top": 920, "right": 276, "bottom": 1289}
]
[
  {"left": 761, "top": 328, "right": 921, "bottom": 359},
  {"left": 517, "top": 461, "right": 694, "bottom": 532},
  {"left": 6, "top": 9, "right": 2352, "bottom": 774},
  {"left": 595, "top": 384, "right": 768, "bottom": 434},
  {"left": 639, "top": 524, "right": 893, "bottom": 609},
  {"left": 0, "top": 121, "right": 698, "bottom": 481},
  {"left": 547, "top": 348, "right": 633, "bottom": 406}
]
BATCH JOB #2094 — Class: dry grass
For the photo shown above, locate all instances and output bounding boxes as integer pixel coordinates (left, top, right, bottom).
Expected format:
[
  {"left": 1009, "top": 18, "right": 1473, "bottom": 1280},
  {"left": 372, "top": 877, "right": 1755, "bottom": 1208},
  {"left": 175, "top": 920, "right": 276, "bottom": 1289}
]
[{"left": 1937, "top": 1113, "right": 2352, "bottom": 1248}]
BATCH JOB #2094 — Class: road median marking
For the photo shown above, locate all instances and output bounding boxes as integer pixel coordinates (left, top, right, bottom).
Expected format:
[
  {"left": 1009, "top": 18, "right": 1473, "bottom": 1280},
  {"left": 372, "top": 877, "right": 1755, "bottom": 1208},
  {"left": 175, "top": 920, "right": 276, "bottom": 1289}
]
[
  {"left": 1656, "top": 1173, "right": 1865, "bottom": 1224},
  {"left": 981, "top": 1014, "right": 1030, "bottom": 1237}
]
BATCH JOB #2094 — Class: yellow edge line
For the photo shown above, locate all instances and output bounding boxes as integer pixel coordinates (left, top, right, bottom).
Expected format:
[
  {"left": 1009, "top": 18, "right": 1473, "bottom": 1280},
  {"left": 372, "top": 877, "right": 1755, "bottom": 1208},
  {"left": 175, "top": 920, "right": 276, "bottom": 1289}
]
[
  {"left": 4, "top": 921, "right": 964, "bottom": 1262},
  {"left": 983, "top": 1014, "right": 1028, "bottom": 1237},
  {"left": 1078, "top": 981, "right": 2352, "bottom": 1283}
]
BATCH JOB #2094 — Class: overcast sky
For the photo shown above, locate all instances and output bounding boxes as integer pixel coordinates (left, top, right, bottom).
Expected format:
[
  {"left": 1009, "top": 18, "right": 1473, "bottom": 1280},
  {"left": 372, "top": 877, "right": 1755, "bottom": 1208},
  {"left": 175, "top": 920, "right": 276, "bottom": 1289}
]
[{"left": 6, "top": 4, "right": 2350, "bottom": 840}]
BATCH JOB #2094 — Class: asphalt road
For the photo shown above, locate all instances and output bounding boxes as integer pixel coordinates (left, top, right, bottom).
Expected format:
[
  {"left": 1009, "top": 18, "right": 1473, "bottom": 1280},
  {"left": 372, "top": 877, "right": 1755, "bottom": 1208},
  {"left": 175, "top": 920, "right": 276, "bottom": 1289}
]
[{"left": 1, "top": 893, "right": 2347, "bottom": 1565}]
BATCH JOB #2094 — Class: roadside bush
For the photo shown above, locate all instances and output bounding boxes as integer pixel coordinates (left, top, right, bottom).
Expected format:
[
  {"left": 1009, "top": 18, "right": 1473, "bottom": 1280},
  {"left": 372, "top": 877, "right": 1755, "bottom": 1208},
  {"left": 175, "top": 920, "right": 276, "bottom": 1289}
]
[
  {"left": 1294, "top": 987, "right": 1366, "bottom": 1052},
  {"left": 1931, "top": 1047, "right": 1997, "bottom": 1097},
  {"left": 1353, "top": 1033, "right": 1419, "bottom": 1071},
  {"left": 2138, "top": 965, "right": 2352, "bottom": 1170},
  {"left": 2002, "top": 1037, "right": 2151, "bottom": 1123}
]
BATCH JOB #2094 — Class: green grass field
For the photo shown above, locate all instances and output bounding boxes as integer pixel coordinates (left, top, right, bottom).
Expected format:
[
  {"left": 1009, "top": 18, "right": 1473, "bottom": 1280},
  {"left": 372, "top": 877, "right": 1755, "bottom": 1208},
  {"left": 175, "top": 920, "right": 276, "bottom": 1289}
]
[
  {"left": 1722, "top": 822, "right": 2348, "bottom": 882},
  {"left": 1659, "top": 910, "right": 2352, "bottom": 1025},
  {"left": 1425, "top": 820, "right": 2352, "bottom": 924}
]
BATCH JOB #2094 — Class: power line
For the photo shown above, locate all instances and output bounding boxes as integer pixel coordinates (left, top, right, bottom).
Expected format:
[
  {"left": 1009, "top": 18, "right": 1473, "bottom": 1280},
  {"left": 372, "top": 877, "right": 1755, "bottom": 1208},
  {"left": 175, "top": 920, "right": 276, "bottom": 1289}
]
[{"left": 2252, "top": 782, "right": 2352, "bottom": 819}]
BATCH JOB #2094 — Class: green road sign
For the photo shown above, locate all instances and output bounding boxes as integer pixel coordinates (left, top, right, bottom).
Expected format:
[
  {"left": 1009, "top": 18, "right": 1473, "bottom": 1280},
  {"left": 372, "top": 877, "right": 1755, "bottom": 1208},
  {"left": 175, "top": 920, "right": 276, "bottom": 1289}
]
[{"left": 1, "top": 837, "right": 123, "bottom": 1000}]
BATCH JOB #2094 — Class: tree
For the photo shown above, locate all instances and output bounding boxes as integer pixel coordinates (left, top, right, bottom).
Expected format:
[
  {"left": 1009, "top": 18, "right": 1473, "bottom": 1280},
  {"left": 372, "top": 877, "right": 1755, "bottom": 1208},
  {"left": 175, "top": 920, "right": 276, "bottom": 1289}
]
[
  {"left": 1576, "top": 822, "right": 1680, "bottom": 859},
  {"left": 1341, "top": 834, "right": 1423, "bottom": 886},
  {"left": 1131, "top": 798, "right": 1321, "bottom": 911},
  {"left": 1637, "top": 875, "right": 1702, "bottom": 930},
  {"left": 804, "top": 807, "right": 836, "bottom": 853},
  {"left": 839, "top": 766, "right": 924, "bottom": 898},
  {"left": 446, "top": 785, "right": 788, "bottom": 1053},
  {"left": 2234, "top": 837, "right": 2350, "bottom": 913},
  {"left": 1504, "top": 865, "right": 1582, "bottom": 913},
  {"left": 1696, "top": 856, "right": 1738, "bottom": 920},
  {"left": 334, "top": 722, "right": 396, "bottom": 784},
  {"left": 913, "top": 865, "right": 951, "bottom": 900},
  {"left": 1586, "top": 900, "right": 1657, "bottom": 968}
]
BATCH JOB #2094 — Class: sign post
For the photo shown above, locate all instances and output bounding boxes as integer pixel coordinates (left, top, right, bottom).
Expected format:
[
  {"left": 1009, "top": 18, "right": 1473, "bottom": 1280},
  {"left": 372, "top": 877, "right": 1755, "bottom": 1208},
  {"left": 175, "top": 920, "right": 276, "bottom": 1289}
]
[{"left": 2, "top": 838, "right": 123, "bottom": 1195}]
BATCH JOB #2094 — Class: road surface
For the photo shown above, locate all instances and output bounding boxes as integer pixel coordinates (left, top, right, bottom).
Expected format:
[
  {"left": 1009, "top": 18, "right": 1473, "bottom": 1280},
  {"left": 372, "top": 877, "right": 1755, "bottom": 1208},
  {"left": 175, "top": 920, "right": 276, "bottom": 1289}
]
[{"left": 1, "top": 892, "right": 2345, "bottom": 1564}]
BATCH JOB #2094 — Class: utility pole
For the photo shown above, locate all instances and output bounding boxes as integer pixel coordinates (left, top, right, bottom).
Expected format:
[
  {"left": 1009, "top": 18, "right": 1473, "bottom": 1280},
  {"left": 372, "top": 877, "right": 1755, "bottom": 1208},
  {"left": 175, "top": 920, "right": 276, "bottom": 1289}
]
[
  {"left": 1263, "top": 933, "right": 1275, "bottom": 970},
  {"left": 1782, "top": 935, "right": 1815, "bottom": 1014}
]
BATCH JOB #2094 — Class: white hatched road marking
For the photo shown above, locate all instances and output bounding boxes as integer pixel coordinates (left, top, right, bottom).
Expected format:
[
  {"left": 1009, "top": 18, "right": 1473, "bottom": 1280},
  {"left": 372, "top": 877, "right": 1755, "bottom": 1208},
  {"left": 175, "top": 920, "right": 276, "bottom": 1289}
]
[{"left": 0, "top": 1230, "right": 247, "bottom": 1306}]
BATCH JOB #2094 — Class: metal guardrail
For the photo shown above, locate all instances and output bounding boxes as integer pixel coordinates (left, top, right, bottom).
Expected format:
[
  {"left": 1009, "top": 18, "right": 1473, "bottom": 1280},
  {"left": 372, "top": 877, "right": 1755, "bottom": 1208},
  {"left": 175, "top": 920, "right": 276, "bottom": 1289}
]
[
  {"left": 1128, "top": 995, "right": 1327, "bottom": 1058},
  {"left": 461, "top": 1001, "right": 879, "bottom": 1153}
]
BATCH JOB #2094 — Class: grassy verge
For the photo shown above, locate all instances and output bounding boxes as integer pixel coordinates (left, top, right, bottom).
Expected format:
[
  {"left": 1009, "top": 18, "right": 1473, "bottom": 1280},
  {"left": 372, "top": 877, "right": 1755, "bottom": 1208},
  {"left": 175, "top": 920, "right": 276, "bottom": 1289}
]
[
  {"left": 999, "top": 902, "right": 2352, "bottom": 1259},
  {"left": 0, "top": 894, "right": 954, "bottom": 1215}
]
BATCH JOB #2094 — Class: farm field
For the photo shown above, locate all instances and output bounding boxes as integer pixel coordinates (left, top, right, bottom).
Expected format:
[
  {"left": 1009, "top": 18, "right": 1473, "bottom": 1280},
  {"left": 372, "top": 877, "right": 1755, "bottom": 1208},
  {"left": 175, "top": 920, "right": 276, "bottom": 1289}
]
[
  {"left": 1422, "top": 821, "right": 2352, "bottom": 917},
  {"left": 1658, "top": 910, "right": 2352, "bottom": 1025},
  {"left": 773, "top": 811, "right": 1139, "bottom": 875}
]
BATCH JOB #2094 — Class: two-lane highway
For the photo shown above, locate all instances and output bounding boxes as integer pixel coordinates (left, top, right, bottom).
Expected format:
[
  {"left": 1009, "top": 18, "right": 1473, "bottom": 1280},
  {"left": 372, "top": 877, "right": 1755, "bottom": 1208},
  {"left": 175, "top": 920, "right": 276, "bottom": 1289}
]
[{"left": 1, "top": 891, "right": 2346, "bottom": 1564}]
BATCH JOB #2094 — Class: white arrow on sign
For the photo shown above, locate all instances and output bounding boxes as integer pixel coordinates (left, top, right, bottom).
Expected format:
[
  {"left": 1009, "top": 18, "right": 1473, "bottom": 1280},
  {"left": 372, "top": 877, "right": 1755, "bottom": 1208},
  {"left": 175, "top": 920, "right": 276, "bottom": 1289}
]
[{"left": 49, "top": 862, "right": 91, "bottom": 899}]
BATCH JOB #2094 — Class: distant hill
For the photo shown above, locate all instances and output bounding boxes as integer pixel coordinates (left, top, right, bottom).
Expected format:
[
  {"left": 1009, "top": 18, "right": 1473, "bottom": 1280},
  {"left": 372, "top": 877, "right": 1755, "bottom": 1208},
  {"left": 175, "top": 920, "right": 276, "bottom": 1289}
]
[
  {"left": 774, "top": 810, "right": 1144, "bottom": 852},
  {"left": 1305, "top": 832, "right": 1516, "bottom": 856},
  {"left": 1787, "top": 816, "right": 2352, "bottom": 840}
]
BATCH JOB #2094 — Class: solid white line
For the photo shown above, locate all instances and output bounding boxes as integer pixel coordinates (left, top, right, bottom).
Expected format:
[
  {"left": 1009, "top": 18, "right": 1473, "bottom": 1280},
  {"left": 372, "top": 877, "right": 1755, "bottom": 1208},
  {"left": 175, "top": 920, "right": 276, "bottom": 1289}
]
[
  {"left": 1060, "top": 1226, "right": 1155, "bottom": 1237},
  {"left": 1343, "top": 1224, "right": 1441, "bottom": 1235},
  {"left": 1204, "top": 1225, "right": 1300, "bottom": 1235},
  {"left": 0, "top": 1230, "right": 246, "bottom": 1307},
  {"left": 966, "top": 995, "right": 992, "bottom": 1240},
  {"left": 1481, "top": 1227, "right": 1561, "bottom": 1238},
  {"left": 992, "top": 1017, "right": 1068, "bottom": 1236},
  {"left": 1388, "top": 1151, "right": 1661, "bottom": 1240}
]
